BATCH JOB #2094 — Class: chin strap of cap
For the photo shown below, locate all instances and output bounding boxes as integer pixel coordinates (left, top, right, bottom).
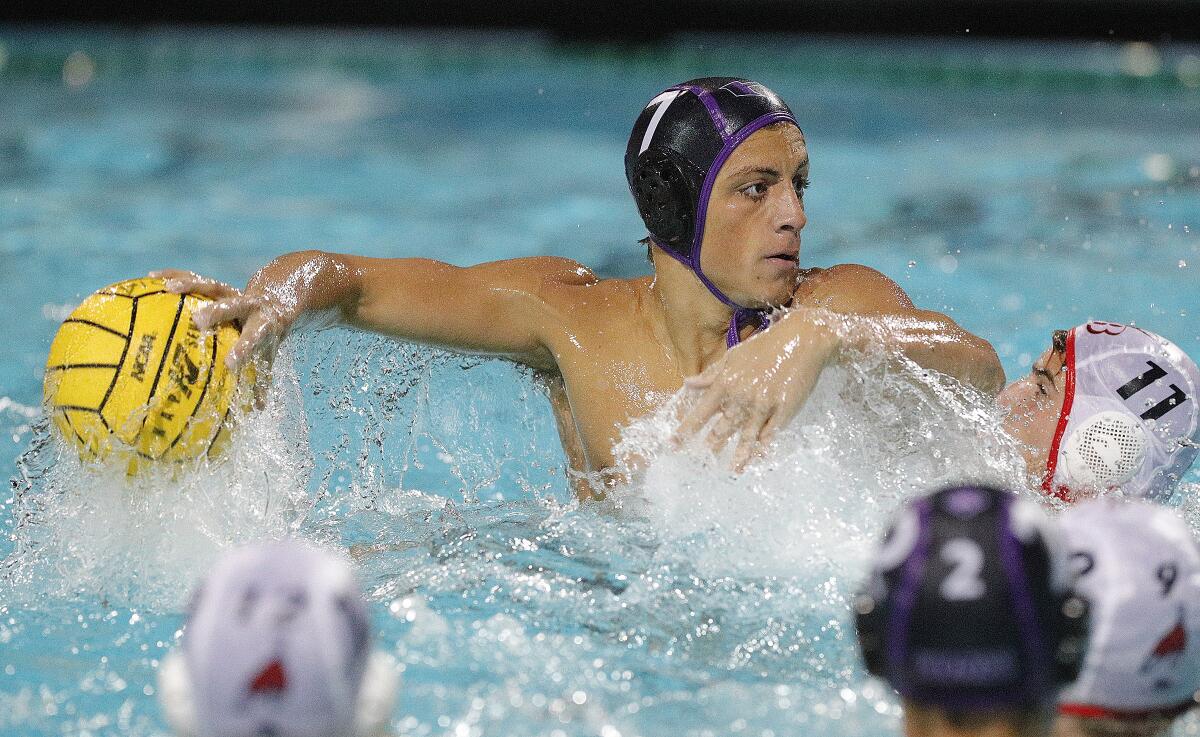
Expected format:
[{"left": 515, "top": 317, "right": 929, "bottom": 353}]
[{"left": 654, "top": 230, "right": 767, "bottom": 348}]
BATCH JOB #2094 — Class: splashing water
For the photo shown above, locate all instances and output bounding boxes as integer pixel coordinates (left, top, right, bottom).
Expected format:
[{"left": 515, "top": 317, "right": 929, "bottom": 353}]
[
  {"left": 3, "top": 358, "right": 313, "bottom": 610},
  {"left": 4, "top": 326, "right": 1200, "bottom": 737}
]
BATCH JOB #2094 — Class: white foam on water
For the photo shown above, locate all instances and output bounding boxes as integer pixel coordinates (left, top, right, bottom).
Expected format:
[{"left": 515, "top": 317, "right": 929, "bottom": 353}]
[
  {"left": 2, "top": 359, "right": 313, "bottom": 611},
  {"left": 610, "top": 321, "right": 1029, "bottom": 582}
]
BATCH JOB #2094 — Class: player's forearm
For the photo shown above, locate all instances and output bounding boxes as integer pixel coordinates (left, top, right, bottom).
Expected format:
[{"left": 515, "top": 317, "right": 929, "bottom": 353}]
[
  {"left": 848, "top": 309, "right": 1005, "bottom": 395},
  {"left": 775, "top": 307, "right": 1005, "bottom": 396},
  {"left": 253, "top": 252, "right": 477, "bottom": 345}
]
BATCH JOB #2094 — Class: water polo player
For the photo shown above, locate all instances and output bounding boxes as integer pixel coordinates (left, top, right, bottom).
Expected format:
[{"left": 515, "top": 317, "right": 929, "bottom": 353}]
[
  {"left": 854, "top": 484, "right": 1089, "bottom": 737},
  {"left": 158, "top": 539, "right": 398, "bottom": 737},
  {"left": 997, "top": 321, "right": 1200, "bottom": 503},
  {"left": 1054, "top": 498, "right": 1200, "bottom": 737},
  {"left": 152, "top": 77, "right": 1002, "bottom": 495}
]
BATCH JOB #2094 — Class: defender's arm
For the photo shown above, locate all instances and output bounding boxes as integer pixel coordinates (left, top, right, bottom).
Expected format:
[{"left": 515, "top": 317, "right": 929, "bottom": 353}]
[{"left": 795, "top": 264, "right": 1004, "bottom": 395}]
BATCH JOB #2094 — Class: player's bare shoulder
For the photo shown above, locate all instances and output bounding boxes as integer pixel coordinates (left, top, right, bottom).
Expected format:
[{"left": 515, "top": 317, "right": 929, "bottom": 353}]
[
  {"left": 793, "top": 263, "right": 913, "bottom": 313},
  {"left": 503, "top": 256, "right": 600, "bottom": 291},
  {"left": 498, "top": 256, "right": 602, "bottom": 313},
  {"left": 535, "top": 259, "right": 649, "bottom": 317}
]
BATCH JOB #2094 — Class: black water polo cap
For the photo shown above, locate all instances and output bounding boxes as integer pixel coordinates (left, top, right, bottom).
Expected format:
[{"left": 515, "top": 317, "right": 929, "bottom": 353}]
[
  {"left": 624, "top": 78, "right": 800, "bottom": 349},
  {"left": 624, "top": 78, "right": 799, "bottom": 287},
  {"left": 854, "top": 485, "right": 1090, "bottom": 710}
]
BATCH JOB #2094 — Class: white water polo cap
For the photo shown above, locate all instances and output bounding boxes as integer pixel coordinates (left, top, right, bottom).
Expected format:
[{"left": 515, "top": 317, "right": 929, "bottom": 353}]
[
  {"left": 157, "top": 539, "right": 399, "bottom": 737},
  {"left": 1058, "top": 498, "right": 1200, "bottom": 718},
  {"left": 1044, "top": 321, "right": 1200, "bottom": 502}
]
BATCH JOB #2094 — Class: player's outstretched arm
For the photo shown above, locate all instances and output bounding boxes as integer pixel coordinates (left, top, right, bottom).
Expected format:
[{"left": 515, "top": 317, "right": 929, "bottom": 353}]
[{"left": 152, "top": 252, "right": 593, "bottom": 370}]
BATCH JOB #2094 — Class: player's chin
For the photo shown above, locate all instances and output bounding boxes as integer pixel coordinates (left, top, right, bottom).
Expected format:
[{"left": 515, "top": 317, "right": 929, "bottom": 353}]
[
  {"left": 750, "top": 270, "right": 799, "bottom": 307},
  {"left": 995, "top": 382, "right": 1022, "bottom": 414}
]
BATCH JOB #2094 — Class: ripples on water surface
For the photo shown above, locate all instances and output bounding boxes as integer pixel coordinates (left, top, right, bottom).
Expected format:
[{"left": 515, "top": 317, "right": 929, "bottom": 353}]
[{"left": 2, "top": 29, "right": 1200, "bottom": 737}]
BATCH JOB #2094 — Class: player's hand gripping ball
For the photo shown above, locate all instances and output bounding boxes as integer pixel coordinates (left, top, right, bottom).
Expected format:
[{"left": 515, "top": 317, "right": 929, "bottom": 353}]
[{"left": 43, "top": 277, "right": 253, "bottom": 474}]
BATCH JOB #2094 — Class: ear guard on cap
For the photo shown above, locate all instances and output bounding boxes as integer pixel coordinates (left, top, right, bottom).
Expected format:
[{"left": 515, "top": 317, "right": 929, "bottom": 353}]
[
  {"left": 157, "top": 649, "right": 401, "bottom": 737},
  {"left": 629, "top": 149, "right": 701, "bottom": 255},
  {"left": 1059, "top": 410, "right": 1149, "bottom": 491}
]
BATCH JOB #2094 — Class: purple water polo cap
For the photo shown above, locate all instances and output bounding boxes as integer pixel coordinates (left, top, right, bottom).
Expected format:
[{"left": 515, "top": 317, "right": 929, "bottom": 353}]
[{"left": 854, "top": 485, "right": 1089, "bottom": 710}]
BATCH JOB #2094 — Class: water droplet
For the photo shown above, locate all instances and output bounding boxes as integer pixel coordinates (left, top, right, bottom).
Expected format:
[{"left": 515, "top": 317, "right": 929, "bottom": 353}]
[
  {"left": 1142, "top": 153, "right": 1175, "bottom": 182},
  {"left": 1120, "top": 42, "right": 1162, "bottom": 77}
]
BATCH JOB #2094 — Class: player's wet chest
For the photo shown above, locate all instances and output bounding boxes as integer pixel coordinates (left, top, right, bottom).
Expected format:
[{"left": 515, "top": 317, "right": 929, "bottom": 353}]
[{"left": 556, "top": 330, "right": 681, "bottom": 435}]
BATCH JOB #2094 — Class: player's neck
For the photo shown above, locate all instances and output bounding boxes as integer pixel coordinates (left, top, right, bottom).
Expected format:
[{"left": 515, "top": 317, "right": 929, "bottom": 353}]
[
  {"left": 903, "top": 705, "right": 1049, "bottom": 737},
  {"left": 1052, "top": 715, "right": 1166, "bottom": 737},
  {"left": 648, "top": 253, "right": 737, "bottom": 376}
]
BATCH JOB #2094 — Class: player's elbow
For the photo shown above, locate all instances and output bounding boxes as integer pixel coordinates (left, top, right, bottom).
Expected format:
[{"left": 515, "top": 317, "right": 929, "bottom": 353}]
[
  {"left": 966, "top": 335, "right": 1006, "bottom": 396},
  {"left": 982, "top": 348, "right": 1006, "bottom": 396}
]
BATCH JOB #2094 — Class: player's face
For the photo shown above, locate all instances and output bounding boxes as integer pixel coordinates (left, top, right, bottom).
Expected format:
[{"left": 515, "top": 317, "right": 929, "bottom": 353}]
[
  {"left": 998, "top": 330, "right": 1070, "bottom": 481},
  {"left": 698, "top": 124, "right": 808, "bottom": 309}
]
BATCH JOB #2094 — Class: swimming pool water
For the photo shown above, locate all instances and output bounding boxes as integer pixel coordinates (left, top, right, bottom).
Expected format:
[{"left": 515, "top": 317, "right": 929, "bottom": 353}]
[{"left": 1, "top": 28, "right": 1199, "bottom": 737}]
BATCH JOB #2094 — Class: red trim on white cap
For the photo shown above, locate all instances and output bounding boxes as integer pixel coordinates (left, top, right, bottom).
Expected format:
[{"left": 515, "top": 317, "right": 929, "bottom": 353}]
[
  {"left": 1042, "top": 328, "right": 1077, "bottom": 502},
  {"left": 1059, "top": 700, "right": 1196, "bottom": 721}
]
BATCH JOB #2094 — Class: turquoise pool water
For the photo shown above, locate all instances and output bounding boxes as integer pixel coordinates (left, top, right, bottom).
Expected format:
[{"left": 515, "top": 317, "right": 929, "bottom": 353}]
[{"left": 1, "top": 28, "right": 1199, "bottom": 737}]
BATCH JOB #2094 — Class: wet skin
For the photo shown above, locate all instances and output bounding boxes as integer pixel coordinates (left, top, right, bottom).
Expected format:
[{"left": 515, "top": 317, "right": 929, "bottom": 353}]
[
  {"left": 154, "top": 124, "right": 1004, "bottom": 500},
  {"left": 997, "top": 332, "right": 1068, "bottom": 485},
  {"left": 1052, "top": 710, "right": 1176, "bottom": 737}
]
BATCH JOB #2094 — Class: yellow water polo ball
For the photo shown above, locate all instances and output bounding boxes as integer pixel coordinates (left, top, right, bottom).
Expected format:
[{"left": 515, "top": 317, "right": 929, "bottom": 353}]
[{"left": 43, "top": 276, "right": 252, "bottom": 473}]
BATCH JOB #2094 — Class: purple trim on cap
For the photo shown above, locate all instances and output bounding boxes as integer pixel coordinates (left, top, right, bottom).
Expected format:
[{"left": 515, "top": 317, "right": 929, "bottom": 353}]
[
  {"left": 726, "top": 316, "right": 741, "bottom": 347},
  {"left": 650, "top": 96, "right": 799, "bottom": 348},
  {"left": 651, "top": 238, "right": 760, "bottom": 346},
  {"left": 727, "top": 80, "right": 758, "bottom": 96},
  {"left": 726, "top": 308, "right": 762, "bottom": 348},
  {"left": 677, "top": 84, "right": 733, "bottom": 140},
  {"left": 996, "top": 494, "right": 1051, "bottom": 701},
  {"left": 649, "top": 233, "right": 744, "bottom": 312},
  {"left": 649, "top": 234, "right": 693, "bottom": 269},
  {"left": 887, "top": 497, "right": 935, "bottom": 696}
]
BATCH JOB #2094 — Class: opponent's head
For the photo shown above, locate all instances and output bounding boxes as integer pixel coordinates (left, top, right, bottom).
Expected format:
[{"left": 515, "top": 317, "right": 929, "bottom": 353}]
[
  {"left": 626, "top": 78, "right": 806, "bottom": 333},
  {"left": 997, "top": 322, "right": 1200, "bottom": 503},
  {"left": 157, "top": 539, "right": 398, "bottom": 737},
  {"left": 1054, "top": 499, "right": 1200, "bottom": 737},
  {"left": 854, "top": 485, "right": 1088, "bottom": 735}
]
